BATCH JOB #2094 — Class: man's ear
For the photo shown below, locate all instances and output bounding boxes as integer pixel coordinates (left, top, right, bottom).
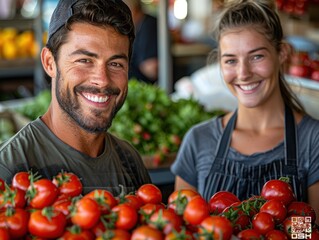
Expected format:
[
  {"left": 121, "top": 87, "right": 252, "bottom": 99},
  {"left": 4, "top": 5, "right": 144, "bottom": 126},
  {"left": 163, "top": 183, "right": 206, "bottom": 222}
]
[{"left": 41, "top": 47, "right": 57, "bottom": 78}]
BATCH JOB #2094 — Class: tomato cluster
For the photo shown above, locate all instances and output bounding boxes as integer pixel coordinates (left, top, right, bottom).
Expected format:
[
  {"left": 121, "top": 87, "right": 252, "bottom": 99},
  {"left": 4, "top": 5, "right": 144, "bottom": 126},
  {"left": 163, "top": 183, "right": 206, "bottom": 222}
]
[
  {"left": 0, "top": 173, "right": 318, "bottom": 240},
  {"left": 276, "top": 0, "right": 319, "bottom": 16},
  {"left": 288, "top": 51, "right": 319, "bottom": 82}
]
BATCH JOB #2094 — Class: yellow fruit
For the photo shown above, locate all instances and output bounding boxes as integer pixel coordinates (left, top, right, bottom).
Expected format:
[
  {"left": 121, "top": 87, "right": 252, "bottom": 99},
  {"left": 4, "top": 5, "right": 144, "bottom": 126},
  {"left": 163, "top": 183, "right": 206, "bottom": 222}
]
[
  {"left": 16, "top": 31, "right": 35, "bottom": 58},
  {"left": 1, "top": 28, "right": 18, "bottom": 42},
  {"left": 2, "top": 41, "right": 18, "bottom": 60}
]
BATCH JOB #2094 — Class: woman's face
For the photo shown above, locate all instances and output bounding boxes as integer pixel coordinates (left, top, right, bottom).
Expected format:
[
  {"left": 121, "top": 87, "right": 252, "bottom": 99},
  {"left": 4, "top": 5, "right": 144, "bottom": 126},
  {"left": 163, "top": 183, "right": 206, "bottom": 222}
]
[{"left": 219, "top": 28, "right": 284, "bottom": 108}]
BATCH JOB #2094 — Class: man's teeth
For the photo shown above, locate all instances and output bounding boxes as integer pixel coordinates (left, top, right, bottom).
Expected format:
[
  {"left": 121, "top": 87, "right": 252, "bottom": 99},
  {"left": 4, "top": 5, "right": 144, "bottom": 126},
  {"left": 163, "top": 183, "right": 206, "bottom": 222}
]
[
  {"left": 240, "top": 83, "right": 259, "bottom": 91},
  {"left": 84, "top": 94, "right": 109, "bottom": 103}
]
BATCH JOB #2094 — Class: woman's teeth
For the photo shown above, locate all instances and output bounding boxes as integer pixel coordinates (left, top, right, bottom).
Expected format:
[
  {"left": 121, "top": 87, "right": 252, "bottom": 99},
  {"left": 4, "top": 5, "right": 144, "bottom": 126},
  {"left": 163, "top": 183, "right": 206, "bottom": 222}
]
[{"left": 239, "top": 82, "right": 259, "bottom": 91}]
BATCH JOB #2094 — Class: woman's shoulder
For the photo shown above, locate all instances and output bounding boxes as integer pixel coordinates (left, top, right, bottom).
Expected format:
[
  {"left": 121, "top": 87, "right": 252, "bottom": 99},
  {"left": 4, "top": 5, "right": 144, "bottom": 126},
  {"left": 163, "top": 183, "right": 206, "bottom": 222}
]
[
  {"left": 298, "top": 114, "right": 319, "bottom": 140},
  {"left": 299, "top": 114, "right": 319, "bottom": 128},
  {"left": 185, "top": 115, "right": 224, "bottom": 141}
]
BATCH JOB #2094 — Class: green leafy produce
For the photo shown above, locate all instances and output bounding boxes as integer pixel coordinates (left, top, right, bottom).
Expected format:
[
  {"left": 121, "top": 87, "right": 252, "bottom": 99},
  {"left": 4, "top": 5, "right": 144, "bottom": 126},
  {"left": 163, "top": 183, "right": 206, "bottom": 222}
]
[
  {"left": 14, "top": 81, "right": 224, "bottom": 162},
  {"left": 16, "top": 89, "right": 51, "bottom": 120},
  {"left": 109, "top": 80, "right": 224, "bottom": 159},
  {"left": 0, "top": 117, "right": 16, "bottom": 143}
]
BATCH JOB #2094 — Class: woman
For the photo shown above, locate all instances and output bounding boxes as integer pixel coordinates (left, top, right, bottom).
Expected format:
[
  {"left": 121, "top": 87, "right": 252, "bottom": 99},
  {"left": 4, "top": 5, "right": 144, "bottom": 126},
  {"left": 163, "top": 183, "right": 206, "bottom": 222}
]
[{"left": 171, "top": 0, "right": 319, "bottom": 223}]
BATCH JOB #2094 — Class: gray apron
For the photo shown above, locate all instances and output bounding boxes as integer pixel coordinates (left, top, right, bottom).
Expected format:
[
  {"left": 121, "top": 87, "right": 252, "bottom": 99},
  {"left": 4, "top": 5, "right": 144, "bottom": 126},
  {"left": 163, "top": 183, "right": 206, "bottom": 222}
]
[{"left": 203, "top": 105, "right": 306, "bottom": 201}]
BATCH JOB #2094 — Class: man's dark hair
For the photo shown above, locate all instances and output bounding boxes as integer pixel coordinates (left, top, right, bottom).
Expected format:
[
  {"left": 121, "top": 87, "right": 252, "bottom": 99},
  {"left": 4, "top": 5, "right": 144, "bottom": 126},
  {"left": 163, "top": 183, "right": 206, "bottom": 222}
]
[{"left": 46, "top": 0, "right": 135, "bottom": 61}]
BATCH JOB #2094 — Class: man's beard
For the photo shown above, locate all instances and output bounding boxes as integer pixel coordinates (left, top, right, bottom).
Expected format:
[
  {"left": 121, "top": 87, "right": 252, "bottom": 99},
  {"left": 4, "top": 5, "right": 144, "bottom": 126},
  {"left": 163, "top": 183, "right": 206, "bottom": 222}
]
[{"left": 55, "top": 68, "right": 126, "bottom": 133}]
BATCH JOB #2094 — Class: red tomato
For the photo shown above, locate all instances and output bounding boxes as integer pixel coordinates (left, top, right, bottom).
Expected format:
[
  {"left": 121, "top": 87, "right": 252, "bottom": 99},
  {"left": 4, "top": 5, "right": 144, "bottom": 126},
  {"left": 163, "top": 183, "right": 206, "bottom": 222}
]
[
  {"left": 165, "top": 228, "right": 194, "bottom": 240},
  {"left": 91, "top": 220, "right": 106, "bottom": 237},
  {"left": 52, "top": 194, "right": 72, "bottom": 217},
  {"left": 210, "top": 191, "right": 240, "bottom": 202},
  {"left": 288, "top": 64, "right": 311, "bottom": 78},
  {"left": 52, "top": 171, "right": 83, "bottom": 197},
  {"left": 198, "top": 215, "right": 233, "bottom": 240},
  {"left": 12, "top": 171, "right": 31, "bottom": 192},
  {"left": 59, "top": 225, "right": 95, "bottom": 240},
  {"left": 260, "top": 199, "right": 287, "bottom": 224},
  {"left": 222, "top": 204, "right": 250, "bottom": 235},
  {"left": 265, "top": 229, "right": 289, "bottom": 240},
  {"left": 311, "top": 70, "right": 319, "bottom": 82},
  {"left": 131, "top": 225, "right": 164, "bottom": 240},
  {"left": 71, "top": 197, "right": 101, "bottom": 229},
  {"left": 209, "top": 198, "right": 237, "bottom": 214},
  {"left": 84, "top": 189, "right": 117, "bottom": 214},
  {"left": 28, "top": 207, "right": 67, "bottom": 239},
  {"left": 252, "top": 212, "right": 275, "bottom": 235},
  {"left": 237, "top": 229, "right": 263, "bottom": 239},
  {"left": 167, "top": 189, "right": 199, "bottom": 215},
  {"left": 0, "top": 178, "right": 5, "bottom": 191},
  {"left": 112, "top": 203, "right": 138, "bottom": 230},
  {"left": 0, "top": 227, "right": 10, "bottom": 240},
  {"left": 183, "top": 195, "right": 210, "bottom": 226},
  {"left": 209, "top": 191, "right": 240, "bottom": 215},
  {"left": 97, "top": 229, "right": 131, "bottom": 240},
  {"left": 139, "top": 203, "right": 166, "bottom": 224},
  {"left": 137, "top": 184, "right": 162, "bottom": 205},
  {"left": 282, "top": 216, "right": 293, "bottom": 237},
  {"left": 0, "top": 208, "right": 29, "bottom": 239},
  {"left": 287, "top": 201, "right": 316, "bottom": 223},
  {"left": 260, "top": 179, "right": 296, "bottom": 206},
  {"left": 149, "top": 208, "right": 183, "bottom": 235},
  {"left": 27, "top": 178, "right": 59, "bottom": 209},
  {"left": 311, "top": 228, "right": 319, "bottom": 240},
  {"left": 124, "top": 194, "right": 144, "bottom": 210},
  {"left": 0, "top": 186, "right": 26, "bottom": 209}
]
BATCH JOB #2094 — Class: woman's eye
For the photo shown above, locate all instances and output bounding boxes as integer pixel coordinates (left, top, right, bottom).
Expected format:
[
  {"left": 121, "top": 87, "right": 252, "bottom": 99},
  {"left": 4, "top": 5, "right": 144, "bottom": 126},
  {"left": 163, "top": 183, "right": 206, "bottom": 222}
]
[
  {"left": 252, "top": 55, "right": 263, "bottom": 61},
  {"left": 225, "top": 59, "right": 236, "bottom": 65}
]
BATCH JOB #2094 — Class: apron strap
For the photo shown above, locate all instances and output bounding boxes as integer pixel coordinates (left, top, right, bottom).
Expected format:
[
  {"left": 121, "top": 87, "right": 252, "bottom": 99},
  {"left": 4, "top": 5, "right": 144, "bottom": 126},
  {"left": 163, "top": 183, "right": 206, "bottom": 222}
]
[
  {"left": 216, "top": 105, "right": 297, "bottom": 164},
  {"left": 285, "top": 105, "right": 297, "bottom": 164},
  {"left": 215, "top": 110, "right": 237, "bottom": 159}
]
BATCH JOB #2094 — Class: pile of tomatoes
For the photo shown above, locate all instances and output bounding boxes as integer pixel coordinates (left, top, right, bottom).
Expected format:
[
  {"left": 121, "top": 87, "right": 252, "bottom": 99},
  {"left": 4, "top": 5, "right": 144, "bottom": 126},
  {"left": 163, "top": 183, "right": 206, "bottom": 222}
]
[
  {"left": 0, "top": 172, "right": 318, "bottom": 240},
  {"left": 288, "top": 51, "right": 319, "bottom": 82}
]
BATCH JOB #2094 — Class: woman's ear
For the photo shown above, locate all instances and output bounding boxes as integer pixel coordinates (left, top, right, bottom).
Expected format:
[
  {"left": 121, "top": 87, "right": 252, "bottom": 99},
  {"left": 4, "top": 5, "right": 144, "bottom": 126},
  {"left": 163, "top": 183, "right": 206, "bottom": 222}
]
[
  {"left": 279, "top": 41, "right": 293, "bottom": 65},
  {"left": 41, "top": 47, "right": 56, "bottom": 79}
]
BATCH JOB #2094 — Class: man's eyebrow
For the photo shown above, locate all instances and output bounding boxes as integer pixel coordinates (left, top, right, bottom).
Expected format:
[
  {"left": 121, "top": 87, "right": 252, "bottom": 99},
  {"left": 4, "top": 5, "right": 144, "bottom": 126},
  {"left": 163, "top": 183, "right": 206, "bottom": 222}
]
[
  {"left": 109, "top": 54, "right": 129, "bottom": 62},
  {"left": 69, "top": 49, "right": 98, "bottom": 58},
  {"left": 69, "top": 49, "right": 128, "bottom": 61}
]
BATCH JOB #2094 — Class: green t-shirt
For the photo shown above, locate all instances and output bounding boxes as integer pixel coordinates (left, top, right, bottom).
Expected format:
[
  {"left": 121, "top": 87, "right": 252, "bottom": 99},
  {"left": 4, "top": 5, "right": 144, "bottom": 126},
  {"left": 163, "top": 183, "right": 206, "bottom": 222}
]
[{"left": 0, "top": 118, "right": 151, "bottom": 197}]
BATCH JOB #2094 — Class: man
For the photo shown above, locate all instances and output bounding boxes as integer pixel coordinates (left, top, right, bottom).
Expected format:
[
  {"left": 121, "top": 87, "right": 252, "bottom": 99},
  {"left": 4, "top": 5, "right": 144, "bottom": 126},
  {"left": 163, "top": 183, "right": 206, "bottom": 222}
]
[
  {"left": 0, "top": 0, "right": 151, "bottom": 196},
  {"left": 124, "top": 0, "right": 158, "bottom": 84}
]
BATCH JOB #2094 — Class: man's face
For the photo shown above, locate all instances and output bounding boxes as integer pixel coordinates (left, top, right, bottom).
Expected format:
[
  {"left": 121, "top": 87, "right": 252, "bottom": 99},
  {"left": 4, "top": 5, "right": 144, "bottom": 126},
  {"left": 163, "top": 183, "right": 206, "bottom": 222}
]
[{"left": 53, "top": 23, "right": 130, "bottom": 133}]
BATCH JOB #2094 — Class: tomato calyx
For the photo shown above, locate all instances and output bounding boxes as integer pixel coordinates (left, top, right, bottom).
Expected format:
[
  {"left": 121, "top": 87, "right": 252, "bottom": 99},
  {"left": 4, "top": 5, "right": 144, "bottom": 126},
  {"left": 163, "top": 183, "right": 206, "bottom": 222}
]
[
  {"left": 41, "top": 206, "right": 60, "bottom": 221},
  {"left": 196, "top": 227, "right": 215, "bottom": 240},
  {"left": 91, "top": 190, "right": 112, "bottom": 212},
  {"left": 99, "top": 211, "right": 118, "bottom": 230},
  {"left": 53, "top": 170, "right": 71, "bottom": 187},
  {"left": 168, "top": 191, "right": 189, "bottom": 215},
  {"left": 278, "top": 176, "right": 291, "bottom": 184},
  {"left": 4, "top": 206, "right": 16, "bottom": 217},
  {"left": 168, "top": 227, "right": 192, "bottom": 240},
  {"left": 147, "top": 209, "right": 169, "bottom": 230},
  {"left": 25, "top": 172, "right": 43, "bottom": 202},
  {"left": 1, "top": 184, "right": 17, "bottom": 208},
  {"left": 99, "top": 229, "right": 117, "bottom": 240},
  {"left": 65, "top": 224, "right": 83, "bottom": 235}
]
